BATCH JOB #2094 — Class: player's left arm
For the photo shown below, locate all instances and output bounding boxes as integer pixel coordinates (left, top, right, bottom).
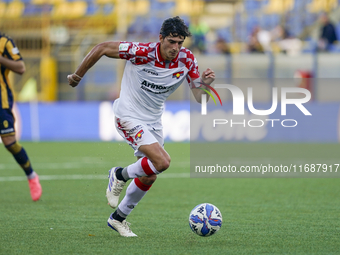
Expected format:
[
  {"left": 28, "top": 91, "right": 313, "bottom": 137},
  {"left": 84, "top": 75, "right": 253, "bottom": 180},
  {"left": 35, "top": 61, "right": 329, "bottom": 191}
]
[{"left": 191, "top": 68, "right": 215, "bottom": 103}]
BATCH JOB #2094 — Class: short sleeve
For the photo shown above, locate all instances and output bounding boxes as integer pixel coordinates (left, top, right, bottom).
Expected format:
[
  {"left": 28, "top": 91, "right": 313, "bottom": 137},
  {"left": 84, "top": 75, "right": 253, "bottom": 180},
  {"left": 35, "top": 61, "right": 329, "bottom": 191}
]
[
  {"left": 118, "top": 42, "right": 149, "bottom": 64},
  {"left": 4, "top": 38, "right": 22, "bottom": 61},
  {"left": 186, "top": 54, "right": 201, "bottom": 88}
]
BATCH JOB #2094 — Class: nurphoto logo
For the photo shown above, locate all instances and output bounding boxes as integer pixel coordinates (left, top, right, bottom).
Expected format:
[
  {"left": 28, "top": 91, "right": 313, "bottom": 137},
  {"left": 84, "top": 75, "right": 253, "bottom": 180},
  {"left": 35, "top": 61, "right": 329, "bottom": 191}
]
[{"left": 200, "top": 84, "right": 312, "bottom": 128}]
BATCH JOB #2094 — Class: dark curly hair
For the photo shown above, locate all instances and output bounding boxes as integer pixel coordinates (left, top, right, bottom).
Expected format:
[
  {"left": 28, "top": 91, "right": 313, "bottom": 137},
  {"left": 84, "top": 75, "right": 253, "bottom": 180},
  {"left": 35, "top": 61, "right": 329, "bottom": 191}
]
[{"left": 160, "top": 16, "right": 191, "bottom": 39}]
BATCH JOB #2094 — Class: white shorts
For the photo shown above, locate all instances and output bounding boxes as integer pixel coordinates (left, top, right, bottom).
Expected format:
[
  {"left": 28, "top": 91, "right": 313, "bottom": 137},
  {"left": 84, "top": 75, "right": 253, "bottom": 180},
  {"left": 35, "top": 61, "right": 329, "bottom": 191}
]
[{"left": 115, "top": 117, "right": 164, "bottom": 157}]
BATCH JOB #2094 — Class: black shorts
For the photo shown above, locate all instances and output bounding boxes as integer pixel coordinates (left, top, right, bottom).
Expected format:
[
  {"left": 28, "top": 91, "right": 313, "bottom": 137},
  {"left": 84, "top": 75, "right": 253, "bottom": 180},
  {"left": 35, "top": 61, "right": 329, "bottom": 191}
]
[{"left": 0, "top": 108, "right": 15, "bottom": 137}]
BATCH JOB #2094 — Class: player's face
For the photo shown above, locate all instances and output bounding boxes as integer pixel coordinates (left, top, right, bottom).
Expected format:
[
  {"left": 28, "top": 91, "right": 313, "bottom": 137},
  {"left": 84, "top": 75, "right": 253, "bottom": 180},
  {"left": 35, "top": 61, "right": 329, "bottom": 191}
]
[{"left": 159, "top": 35, "right": 185, "bottom": 61}]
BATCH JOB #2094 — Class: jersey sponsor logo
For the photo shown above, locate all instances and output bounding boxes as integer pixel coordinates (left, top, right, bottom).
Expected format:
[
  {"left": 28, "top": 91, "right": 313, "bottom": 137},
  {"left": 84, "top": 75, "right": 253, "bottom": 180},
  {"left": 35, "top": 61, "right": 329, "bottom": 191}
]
[
  {"left": 141, "top": 80, "right": 167, "bottom": 90},
  {"left": 135, "top": 130, "right": 144, "bottom": 140},
  {"left": 141, "top": 80, "right": 175, "bottom": 94},
  {"left": 142, "top": 68, "right": 158, "bottom": 76},
  {"left": 12, "top": 47, "right": 19, "bottom": 54},
  {"left": 172, "top": 71, "right": 184, "bottom": 79},
  {"left": 119, "top": 43, "right": 129, "bottom": 51}
]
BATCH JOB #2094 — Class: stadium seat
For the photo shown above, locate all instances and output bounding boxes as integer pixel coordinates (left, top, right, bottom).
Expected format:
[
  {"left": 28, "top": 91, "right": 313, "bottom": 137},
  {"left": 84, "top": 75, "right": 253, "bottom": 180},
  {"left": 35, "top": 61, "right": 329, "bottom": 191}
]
[
  {"left": 127, "top": 15, "right": 144, "bottom": 34},
  {"left": 307, "top": 0, "right": 338, "bottom": 13},
  {"left": 244, "top": 0, "right": 262, "bottom": 11},
  {"left": 134, "top": 0, "right": 150, "bottom": 15},
  {"left": 125, "top": 0, "right": 149, "bottom": 15},
  {"left": 174, "top": 0, "right": 204, "bottom": 16},
  {"left": 101, "top": 3, "right": 114, "bottom": 15},
  {"left": 32, "top": 0, "right": 64, "bottom": 4},
  {"left": 95, "top": 0, "right": 114, "bottom": 4},
  {"left": 52, "top": 1, "right": 87, "bottom": 18},
  {"left": 327, "top": 42, "right": 340, "bottom": 52},
  {"left": 5, "top": 1, "right": 24, "bottom": 18},
  {"left": 216, "top": 27, "right": 232, "bottom": 43},
  {"left": 304, "top": 11, "right": 318, "bottom": 26},
  {"left": 246, "top": 15, "right": 259, "bottom": 36},
  {"left": 143, "top": 16, "right": 163, "bottom": 36},
  {"left": 86, "top": 2, "right": 98, "bottom": 15},
  {"left": 0, "top": 2, "right": 6, "bottom": 17},
  {"left": 23, "top": 3, "right": 54, "bottom": 15},
  {"left": 234, "top": 12, "right": 247, "bottom": 42},
  {"left": 263, "top": 0, "right": 294, "bottom": 13},
  {"left": 289, "top": 16, "right": 305, "bottom": 36},
  {"left": 23, "top": 3, "right": 40, "bottom": 15},
  {"left": 229, "top": 42, "right": 243, "bottom": 54},
  {"left": 149, "top": 0, "right": 174, "bottom": 12},
  {"left": 292, "top": 0, "right": 303, "bottom": 10},
  {"left": 260, "top": 14, "right": 280, "bottom": 30}
]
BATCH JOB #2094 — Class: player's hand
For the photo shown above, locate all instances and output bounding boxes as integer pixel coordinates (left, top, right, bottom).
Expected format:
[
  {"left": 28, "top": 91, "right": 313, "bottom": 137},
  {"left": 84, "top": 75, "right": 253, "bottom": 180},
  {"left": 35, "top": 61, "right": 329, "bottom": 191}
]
[
  {"left": 67, "top": 73, "right": 82, "bottom": 87},
  {"left": 201, "top": 68, "right": 215, "bottom": 85}
]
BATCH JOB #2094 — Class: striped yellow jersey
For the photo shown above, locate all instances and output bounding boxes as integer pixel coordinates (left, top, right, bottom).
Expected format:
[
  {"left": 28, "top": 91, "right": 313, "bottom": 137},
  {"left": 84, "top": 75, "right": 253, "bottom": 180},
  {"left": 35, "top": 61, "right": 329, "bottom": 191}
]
[{"left": 0, "top": 33, "right": 23, "bottom": 109}]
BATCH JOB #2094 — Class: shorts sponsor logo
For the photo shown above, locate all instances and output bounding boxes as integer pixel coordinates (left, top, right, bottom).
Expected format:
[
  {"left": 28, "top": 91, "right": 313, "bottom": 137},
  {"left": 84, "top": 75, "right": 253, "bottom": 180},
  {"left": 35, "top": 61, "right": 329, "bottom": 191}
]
[
  {"left": 128, "top": 125, "right": 142, "bottom": 134},
  {"left": 135, "top": 130, "right": 144, "bottom": 140},
  {"left": 1, "top": 128, "right": 14, "bottom": 134}
]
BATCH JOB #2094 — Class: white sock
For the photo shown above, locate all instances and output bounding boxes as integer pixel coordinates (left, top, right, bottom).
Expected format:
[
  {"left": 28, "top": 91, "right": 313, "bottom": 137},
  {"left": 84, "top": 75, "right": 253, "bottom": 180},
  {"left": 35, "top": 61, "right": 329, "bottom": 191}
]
[
  {"left": 118, "top": 178, "right": 152, "bottom": 216},
  {"left": 27, "top": 171, "right": 36, "bottom": 180},
  {"left": 126, "top": 157, "right": 159, "bottom": 179}
]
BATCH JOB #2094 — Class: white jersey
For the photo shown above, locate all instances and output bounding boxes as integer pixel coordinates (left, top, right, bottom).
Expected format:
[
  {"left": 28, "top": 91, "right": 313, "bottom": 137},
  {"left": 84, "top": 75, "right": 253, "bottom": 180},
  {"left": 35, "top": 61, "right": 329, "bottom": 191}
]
[{"left": 113, "top": 41, "right": 201, "bottom": 124}]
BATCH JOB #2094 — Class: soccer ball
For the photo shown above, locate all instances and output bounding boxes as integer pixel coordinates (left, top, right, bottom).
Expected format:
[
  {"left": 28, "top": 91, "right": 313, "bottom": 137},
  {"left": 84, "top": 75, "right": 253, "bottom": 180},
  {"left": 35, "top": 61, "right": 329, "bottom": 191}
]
[{"left": 189, "top": 203, "right": 222, "bottom": 237}]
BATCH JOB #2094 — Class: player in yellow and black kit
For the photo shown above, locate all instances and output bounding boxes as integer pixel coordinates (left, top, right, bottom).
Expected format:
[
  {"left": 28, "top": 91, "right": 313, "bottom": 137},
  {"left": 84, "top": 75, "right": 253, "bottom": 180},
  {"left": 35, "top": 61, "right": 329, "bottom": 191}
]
[{"left": 0, "top": 33, "right": 42, "bottom": 201}]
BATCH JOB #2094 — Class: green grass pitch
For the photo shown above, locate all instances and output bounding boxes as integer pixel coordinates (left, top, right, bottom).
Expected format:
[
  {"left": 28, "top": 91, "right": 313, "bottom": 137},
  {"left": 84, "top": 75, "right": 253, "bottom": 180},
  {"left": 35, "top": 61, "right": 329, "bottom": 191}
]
[{"left": 0, "top": 142, "right": 340, "bottom": 254}]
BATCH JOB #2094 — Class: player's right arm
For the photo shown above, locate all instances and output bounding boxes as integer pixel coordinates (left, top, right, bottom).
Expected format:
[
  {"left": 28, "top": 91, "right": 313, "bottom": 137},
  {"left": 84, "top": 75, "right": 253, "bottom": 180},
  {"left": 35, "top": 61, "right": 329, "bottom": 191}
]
[
  {"left": 67, "top": 41, "right": 120, "bottom": 87},
  {"left": 0, "top": 56, "right": 25, "bottom": 75},
  {"left": 0, "top": 36, "right": 25, "bottom": 75}
]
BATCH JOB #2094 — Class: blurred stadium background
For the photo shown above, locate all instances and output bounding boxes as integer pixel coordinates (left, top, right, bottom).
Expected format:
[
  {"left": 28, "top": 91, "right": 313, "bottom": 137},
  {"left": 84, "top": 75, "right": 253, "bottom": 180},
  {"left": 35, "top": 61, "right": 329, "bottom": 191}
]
[
  {"left": 2, "top": 2, "right": 340, "bottom": 254},
  {"left": 1, "top": 0, "right": 340, "bottom": 142}
]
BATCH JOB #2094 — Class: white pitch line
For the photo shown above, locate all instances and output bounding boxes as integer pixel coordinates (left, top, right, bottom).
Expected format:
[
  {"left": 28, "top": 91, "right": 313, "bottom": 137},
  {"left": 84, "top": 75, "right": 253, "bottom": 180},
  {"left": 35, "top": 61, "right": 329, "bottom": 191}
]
[
  {"left": 0, "top": 173, "right": 190, "bottom": 182},
  {"left": 0, "top": 161, "right": 189, "bottom": 170}
]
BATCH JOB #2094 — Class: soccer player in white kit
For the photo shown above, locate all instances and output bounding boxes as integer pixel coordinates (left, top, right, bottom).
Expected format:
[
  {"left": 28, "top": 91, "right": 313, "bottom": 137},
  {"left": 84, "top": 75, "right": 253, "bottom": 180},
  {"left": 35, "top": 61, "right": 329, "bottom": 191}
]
[{"left": 68, "top": 16, "right": 215, "bottom": 237}]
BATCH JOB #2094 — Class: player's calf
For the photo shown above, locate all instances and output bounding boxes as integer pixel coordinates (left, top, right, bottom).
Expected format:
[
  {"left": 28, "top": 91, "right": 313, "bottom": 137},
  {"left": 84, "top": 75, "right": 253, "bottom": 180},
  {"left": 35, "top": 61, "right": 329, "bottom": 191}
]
[
  {"left": 106, "top": 156, "right": 164, "bottom": 208},
  {"left": 119, "top": 157, "right": 162, "bottom": 181},
  {"left": 138, "top": 175, "right": 157, "bottom": 185}
]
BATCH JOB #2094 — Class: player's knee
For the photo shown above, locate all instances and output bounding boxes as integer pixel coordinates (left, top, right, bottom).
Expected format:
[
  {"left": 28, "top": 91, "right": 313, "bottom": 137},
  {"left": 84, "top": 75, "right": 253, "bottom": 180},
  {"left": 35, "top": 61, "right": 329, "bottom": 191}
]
[
  {"left": 164, "top": 156, "right": 171, "bottom": 170},
  {"left": 5, "top": 141, "right": 22, "bottom": 154},
  {"left": 157, "top": 156, "right": 171, "bottom": 172}
]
